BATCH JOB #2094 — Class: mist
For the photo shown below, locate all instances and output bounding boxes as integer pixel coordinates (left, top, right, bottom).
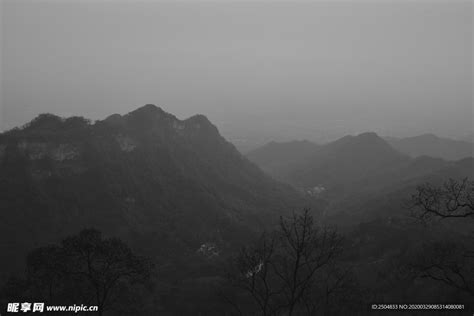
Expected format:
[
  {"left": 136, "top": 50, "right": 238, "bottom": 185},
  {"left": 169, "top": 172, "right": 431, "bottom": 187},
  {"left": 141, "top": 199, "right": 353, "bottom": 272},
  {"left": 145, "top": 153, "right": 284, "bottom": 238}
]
[
  {"left": 1, "top": 0, "right": 472, "bottom": 146},
  {"left": 1, "top": 1, "right": 474, "bottom": 313}
]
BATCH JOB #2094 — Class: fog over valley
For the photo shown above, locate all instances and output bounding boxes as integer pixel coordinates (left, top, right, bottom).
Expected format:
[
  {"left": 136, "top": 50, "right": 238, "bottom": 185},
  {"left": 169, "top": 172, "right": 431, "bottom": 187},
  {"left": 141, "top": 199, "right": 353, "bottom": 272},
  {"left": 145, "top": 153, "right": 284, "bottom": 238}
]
[{"left": 0, "top": 1, "right": 473, "bottom": 315}]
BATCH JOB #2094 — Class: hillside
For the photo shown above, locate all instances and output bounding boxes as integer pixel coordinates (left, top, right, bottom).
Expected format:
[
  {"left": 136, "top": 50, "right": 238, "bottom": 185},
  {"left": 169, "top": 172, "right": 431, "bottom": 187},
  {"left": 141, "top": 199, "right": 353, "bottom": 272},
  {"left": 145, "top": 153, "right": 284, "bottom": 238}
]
[
  {"left": 247, "top": 132, "right": 410, "bottom": 190},
  {"left": 326, "top": 157, "right": 474, "bottom": 225},
  {"left": 385, "top": 134, "right": 473, "bottom": 161},
  {"left": 0, "top": 105, "right": 307, "bottom": 275},
  {"left": 247, "top": 133, "right": 474, "bottom": 220}
]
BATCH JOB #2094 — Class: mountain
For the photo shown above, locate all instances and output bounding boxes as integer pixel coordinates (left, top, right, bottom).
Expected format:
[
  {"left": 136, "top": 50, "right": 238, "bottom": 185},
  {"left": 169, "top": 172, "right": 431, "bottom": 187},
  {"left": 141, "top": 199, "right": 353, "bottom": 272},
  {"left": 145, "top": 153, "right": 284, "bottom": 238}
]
[
  {"left": 248, "top": 132, "right": 410, "bottom": 190},
  {"left": 291, "top": 132, "right": 411, "bottom": 189},
  {"left": 0, "top": 105, "right": 307, "bottom": 275},
  {"left": 385, "top": 134, "right": 473, "bottom": 161},
  {"left": 247, "top": 132, "right": 474, "bottom": 222},
  {"left": 327, "top": 157, "right": 474, "bottom": 226}
]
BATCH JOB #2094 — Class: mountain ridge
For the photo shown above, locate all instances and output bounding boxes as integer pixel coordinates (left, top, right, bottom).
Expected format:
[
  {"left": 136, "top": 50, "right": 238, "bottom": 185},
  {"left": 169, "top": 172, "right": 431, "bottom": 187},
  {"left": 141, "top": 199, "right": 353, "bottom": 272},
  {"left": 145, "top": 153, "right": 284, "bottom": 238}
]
[
  {"left": 0, "top": 105, "right": 309, "bottom": 276},
  {"left": 247, "top": 132, "right": 410, "bottom": 188},
  {"left": 385, "top": 133, "right": 473, "bottom": 161}
]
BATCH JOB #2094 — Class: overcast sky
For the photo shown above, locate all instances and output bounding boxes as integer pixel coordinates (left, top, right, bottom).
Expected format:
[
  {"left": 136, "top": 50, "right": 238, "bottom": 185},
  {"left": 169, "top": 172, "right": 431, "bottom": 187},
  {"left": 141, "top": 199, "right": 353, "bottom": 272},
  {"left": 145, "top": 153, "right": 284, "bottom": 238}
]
[{"left": 1, "top": 0, "right": 472, "bottom": 142}]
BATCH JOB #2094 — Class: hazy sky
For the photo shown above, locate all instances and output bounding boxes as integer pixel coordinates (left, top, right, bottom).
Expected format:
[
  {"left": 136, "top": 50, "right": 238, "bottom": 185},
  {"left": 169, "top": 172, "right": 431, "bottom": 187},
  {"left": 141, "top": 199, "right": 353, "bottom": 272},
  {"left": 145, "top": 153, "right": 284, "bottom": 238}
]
[{"left": 1, "top": 0, "right": 472, "bottom": 143}]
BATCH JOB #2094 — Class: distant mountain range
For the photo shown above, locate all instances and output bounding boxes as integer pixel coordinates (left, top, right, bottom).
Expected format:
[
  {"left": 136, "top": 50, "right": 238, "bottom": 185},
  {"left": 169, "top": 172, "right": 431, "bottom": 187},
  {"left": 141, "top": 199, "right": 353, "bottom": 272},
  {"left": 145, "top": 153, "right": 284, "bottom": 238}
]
[
  {"left": 248, "top": 132, "right": 410, "bottom": 188},
  {"left": 248, "top": 133, "right": 473, "bottom": 187},
  {"left": 247, "top": 132, "right": 473, "bottom": 223},
  {"left": 385, "top": 134, "right": 473, "bottom": 161},
  {"left": 1, "top": 105, "right": 472, "bottom": 281},
  {"left": 0, "top": 105, "right": 307, "bottom": 275}
]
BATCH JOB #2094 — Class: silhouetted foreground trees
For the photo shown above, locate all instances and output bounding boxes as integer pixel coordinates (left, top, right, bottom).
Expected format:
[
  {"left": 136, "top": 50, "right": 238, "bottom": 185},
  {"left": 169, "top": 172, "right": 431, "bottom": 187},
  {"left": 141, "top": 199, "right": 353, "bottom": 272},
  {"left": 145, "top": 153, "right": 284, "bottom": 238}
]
[
  {"left": 4, "top": 180, "right": 474, "bottom": 315},
  {"left": 224, "top": 209, "right": 362, "bottom": 316},
  {"left": 2, "top": 229, "right": 153, "bottom": 316},
  {"left": 409, "top": 178, "right": 474, "bottom": 299}
]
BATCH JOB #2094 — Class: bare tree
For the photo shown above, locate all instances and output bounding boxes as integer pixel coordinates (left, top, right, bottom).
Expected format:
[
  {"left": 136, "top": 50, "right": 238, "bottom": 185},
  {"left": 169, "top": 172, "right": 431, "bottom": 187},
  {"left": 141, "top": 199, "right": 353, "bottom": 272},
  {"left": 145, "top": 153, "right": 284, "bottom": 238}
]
[
  {"left": 26, "top": 245, "right": 66, "bottom": 304},
  {"left": 412, "top": 241, "right": 474, "bottom": 297},
  {"left": 61, "top": 229, "right": 152, "bottom": 315},
  {"left": 227, "top": 209, "right": 350, "bottom": 316},
  {"left": 229, "top": 234, "right": 278, "bottom": 316},
  {"left": 408, "top": 178, "right": 474, "bottom": 298},
  {"left": 25, "top": 229, "right": 152, "bottom": 316},
  {"left": 274, "top": 210, "right": 343, "bottom": 315},
  {"left": 409, "top": 178, "right": 474, "bottom": 221}
]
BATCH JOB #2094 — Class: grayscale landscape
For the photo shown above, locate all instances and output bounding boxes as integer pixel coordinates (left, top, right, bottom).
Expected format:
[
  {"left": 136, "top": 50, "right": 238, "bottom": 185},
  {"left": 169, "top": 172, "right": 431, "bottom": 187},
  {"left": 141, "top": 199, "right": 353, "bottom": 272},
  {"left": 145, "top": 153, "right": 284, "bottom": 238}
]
[{"left": 0, "top": 0, "right": 472, "bottom": 315}]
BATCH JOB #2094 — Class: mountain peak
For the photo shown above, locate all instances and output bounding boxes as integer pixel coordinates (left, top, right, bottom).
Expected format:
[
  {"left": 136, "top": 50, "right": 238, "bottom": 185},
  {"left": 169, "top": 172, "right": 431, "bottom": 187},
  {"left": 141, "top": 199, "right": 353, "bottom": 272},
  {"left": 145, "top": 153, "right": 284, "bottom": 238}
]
[
  {"left": 124, "top": 104, "right": 179, "bottom": 128},
  {"left": 184, "top": 114, "right": 217, "bottom": 132},
  {"left": 129, "top": 104, "right": 165, "bottom": 115},
  {"left": 24, "top": 113, "right": 64, "bottom": 131},
  {"left": 323, "top": 131, "right": 408, "bottom": 165},
  {"left": 356, "top": 132, "right": 380, "bottom": 139},
  {"left": 330, "top": 132, "right": 386, "bottom": 150},
  {"left": 103, "top": 114, "right": 125, "bottom": 127},
  {"left": 186, "top": 114, "right": 211, "bottom": 124}
]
